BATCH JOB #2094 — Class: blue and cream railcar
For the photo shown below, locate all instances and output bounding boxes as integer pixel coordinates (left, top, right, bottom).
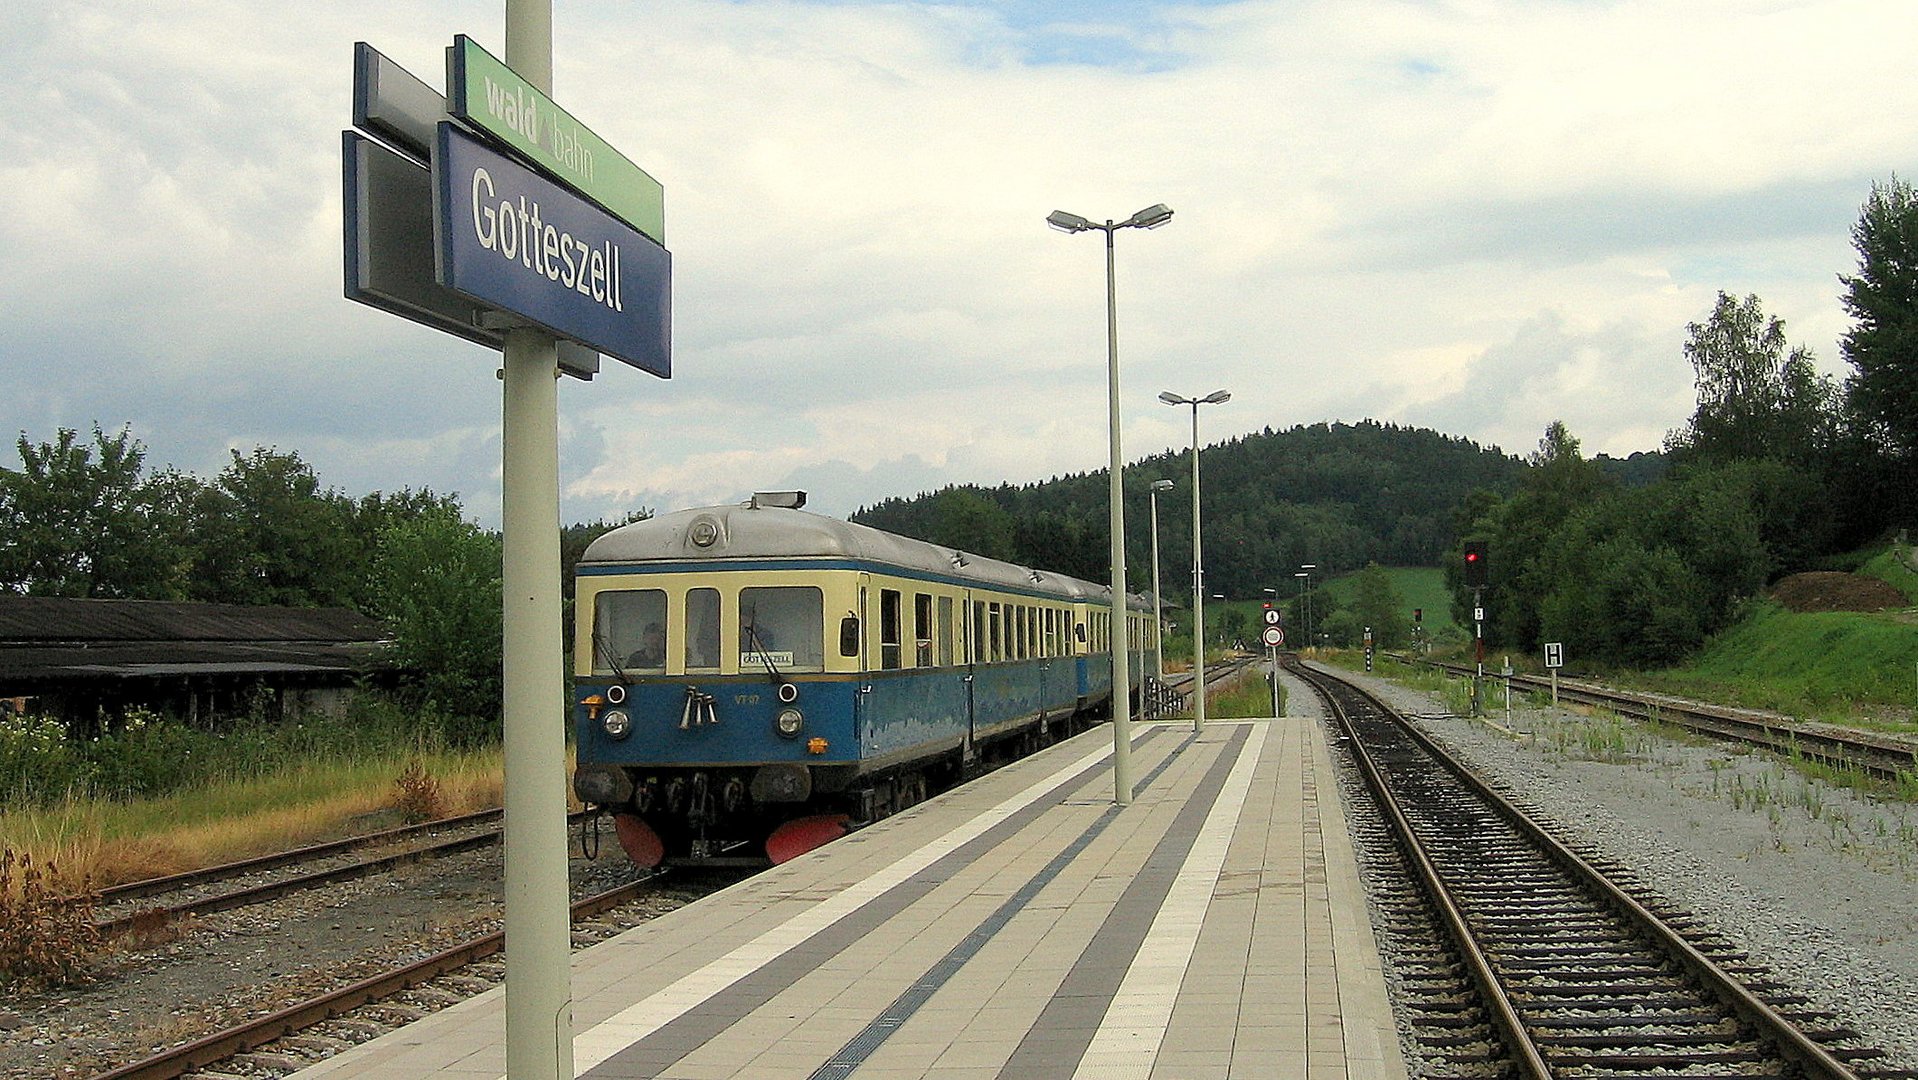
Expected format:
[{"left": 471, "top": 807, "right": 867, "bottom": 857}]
[{"left": 571, "top": 494, "right": 1158, "bottom": 866}]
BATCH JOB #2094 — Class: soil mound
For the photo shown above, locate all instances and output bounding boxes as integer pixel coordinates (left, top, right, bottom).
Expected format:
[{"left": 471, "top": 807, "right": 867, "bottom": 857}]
[{"left": 1770, "top": 571, "right": 1907, "bottom": 613}]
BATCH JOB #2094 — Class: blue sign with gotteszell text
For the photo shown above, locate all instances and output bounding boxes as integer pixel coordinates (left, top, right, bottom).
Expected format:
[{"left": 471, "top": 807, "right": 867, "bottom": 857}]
[{"left": 432, "top": 121, "right": 670, "bottom": 377}]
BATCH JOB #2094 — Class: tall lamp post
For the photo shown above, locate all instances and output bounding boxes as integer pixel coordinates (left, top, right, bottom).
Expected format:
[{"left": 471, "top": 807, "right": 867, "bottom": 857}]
[
  {"left": 1297, "top": 564, "right": 1315, "bottom": 651},
  {"left": 1148, "top": 478, "right": 1174, "bottom": 686},
  {"left": 1048, "top": 203, "right": 1173, "bottom": 805},
  {"left": 1159, "top": 388, "right": 1230, "bottom": 733}
]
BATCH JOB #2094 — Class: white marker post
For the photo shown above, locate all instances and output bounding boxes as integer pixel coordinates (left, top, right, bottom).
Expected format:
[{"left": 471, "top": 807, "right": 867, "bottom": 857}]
[{"left": 500, "top": 2, "right": 575, "bottom": 1078}]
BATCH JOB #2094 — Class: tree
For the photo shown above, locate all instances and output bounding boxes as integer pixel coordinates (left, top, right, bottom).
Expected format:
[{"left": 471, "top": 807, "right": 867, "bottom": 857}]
[
  {"left": 186, "top": 448, "right": 359, "bottom": 608},
  {"left": 1841, "top": 175, "right": 1918, "bottom": 462},
  {"left": 1668, "top": 292, "right": 1837, "bottom": 466},
  {"left": 1349, "top": 563, "right": 1409, "bottom": 649},
  {"left": 930, "top": 487, "right": 1018, "bottom": 561},
  {"left": 370, "top": 506, "right": 504, "bottom": 742},
  {"left": 0, "top": 426, "right": 187, "bottom": 599}
]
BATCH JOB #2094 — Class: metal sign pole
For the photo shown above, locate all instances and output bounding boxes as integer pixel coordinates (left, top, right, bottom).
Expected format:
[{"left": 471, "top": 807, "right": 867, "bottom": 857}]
[
  {"left": 1268, "top": 645, "right": 1279, "bottom": 717},
  {"left": 500, "top": 3, "right": 575, "bottom": 1078}
]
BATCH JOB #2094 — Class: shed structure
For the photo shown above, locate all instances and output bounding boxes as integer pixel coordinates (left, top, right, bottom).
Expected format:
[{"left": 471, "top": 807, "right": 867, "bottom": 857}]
[{"left": 0, "top": 595, "right": 391, "bottom": 729}]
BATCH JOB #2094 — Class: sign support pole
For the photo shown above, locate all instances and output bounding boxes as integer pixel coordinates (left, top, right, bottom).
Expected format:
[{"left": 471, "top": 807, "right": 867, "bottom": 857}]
[{"left": 500, "top": 3, "right": 575, "bottom": 1079}]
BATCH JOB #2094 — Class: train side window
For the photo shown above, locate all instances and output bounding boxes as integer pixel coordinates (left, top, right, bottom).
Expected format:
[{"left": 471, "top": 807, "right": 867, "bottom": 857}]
[
  {"left": 1013, "top": 606, "right": 1026, "bottom": 660},
  {"left": 937, "top": 596, "right": 955, "bottom": 667},
  {"left": 685, "top": 588, "right": 721, "bottom": 670},
  {"left": 972, "top": 601, "right": 985, "bottom": 665},
  {"left": 594, "top": 589, "right": 667, "bottom": 674},
  {"left": 914, "top": 593, "right": 934, "bottom": 667},
  {"left": 988, "top": 602, "right": 1002, "bottom": 662},
  {"left": 880, "top": 589, "right": 903, "bottom": 670},
  {"left": 740, "top": 586, "right": 825, "bottom": 672}
]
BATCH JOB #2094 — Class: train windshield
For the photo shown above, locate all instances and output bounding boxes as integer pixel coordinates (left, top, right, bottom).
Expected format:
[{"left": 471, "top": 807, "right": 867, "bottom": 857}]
[
  {"left": 595, "top": 589, "right": 667, "bottom": 674},
  {"left": 739, "top": 586, "right": 824, "bottom": 672}
]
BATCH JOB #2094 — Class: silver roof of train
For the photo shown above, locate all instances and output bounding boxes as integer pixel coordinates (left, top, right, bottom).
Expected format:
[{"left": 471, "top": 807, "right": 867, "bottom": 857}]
[{"left": 581, "top": 502, "right": 1147, "bottom": 607}]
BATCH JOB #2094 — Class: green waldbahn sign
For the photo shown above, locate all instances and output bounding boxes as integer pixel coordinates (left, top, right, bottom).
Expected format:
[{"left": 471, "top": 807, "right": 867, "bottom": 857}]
[{"left": 447, "top": 34, "right": 665, "bottom": 245}]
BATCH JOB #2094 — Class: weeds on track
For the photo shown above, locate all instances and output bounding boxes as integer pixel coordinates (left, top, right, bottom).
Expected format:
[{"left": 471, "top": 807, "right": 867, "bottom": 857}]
[
  {"left": 0, "top": 847, "right": 103, "bottom": 990},
  {"left": 394, "top": 760, "right": 446, "bottom": 823}
]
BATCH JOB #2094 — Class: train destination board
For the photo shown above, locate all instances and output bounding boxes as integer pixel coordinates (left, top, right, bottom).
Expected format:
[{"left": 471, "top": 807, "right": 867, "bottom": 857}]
[
  {"left": 433, "top": 121, "right": 671, "bottom": 377},
  {"left": 448, "top": 35, "right": 665, "bottom": 245}
]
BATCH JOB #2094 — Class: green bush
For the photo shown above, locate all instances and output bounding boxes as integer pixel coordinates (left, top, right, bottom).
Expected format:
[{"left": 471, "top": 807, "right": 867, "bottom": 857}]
[{"left": 0, "top": 696, "right": 463, "bottom": 809}]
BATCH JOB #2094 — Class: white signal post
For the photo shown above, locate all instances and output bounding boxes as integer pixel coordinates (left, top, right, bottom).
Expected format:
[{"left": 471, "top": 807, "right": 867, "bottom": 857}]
[{"left": 500, "top": 3, "right": 575, "bottom": 1078}]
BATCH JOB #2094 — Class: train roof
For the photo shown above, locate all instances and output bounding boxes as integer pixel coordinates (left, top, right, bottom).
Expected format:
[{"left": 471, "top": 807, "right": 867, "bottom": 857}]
[{"left": 580, "top": 500, "right": 1150, "bottom": 608}]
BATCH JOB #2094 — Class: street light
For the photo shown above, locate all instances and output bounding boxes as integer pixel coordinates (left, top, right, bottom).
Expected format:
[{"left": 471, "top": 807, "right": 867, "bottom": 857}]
[
  {"left": 1148, "top": 478, "right": 1174, "bottom": 687},
  {"left": 1160, "top": 388, "right": 1230, "bottom": 733},
  {"left": 1049, "top": 203, "right": 1174, "bottom": 805},
  {"left": 1296, "top": 564, "right": 1316, "bottom": 652}
]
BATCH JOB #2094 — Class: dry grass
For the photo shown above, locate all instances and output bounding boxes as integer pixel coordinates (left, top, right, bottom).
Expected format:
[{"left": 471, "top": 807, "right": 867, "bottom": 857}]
[
  {"left": 0, "top": 749, "right": 516, "bottom": 891},
  {"left": 0, "top": 848, "right": 103, "bottom": 989}
]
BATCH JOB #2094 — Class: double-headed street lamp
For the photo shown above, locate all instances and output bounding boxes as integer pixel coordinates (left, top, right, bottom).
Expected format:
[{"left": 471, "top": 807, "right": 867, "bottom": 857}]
[
  {"left": 1048, "top": 203, "right": 1173, "bottom": 805},
  {"left": 1160, "top": 388, "right": 1229, "bottom": 733},
  {"left": 1148, "top": 478, "right": 1174, "bottom": 685}
]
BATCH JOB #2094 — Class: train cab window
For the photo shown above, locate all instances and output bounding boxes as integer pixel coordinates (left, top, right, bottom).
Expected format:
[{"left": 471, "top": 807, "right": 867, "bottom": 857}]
[
  {"left": 936, "top": 596, "right": 955, "bottom": 667},
  {"left": 594, "top": 589, "right": 667, "bottom": 674},
  {"left": 880, "top": 589, "right": 903, "bottom": 670},
  {"left": 914, "top": 593, "right": 934, "bottom": 667},
  {"left": 739, "top": 586, "right": 824, "bottom": 672},
  {"left": 685, "top": 588, "right": 721, "bottom": 670}
]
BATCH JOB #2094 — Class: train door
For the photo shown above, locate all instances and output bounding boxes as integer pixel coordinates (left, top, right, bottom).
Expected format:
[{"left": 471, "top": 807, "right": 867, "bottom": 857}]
[
  {"left": 855, "top": 577, "right": 870, "bottom": 748},
  {"left": 961, "top": 590, "right": 977, "bottom": 765}
]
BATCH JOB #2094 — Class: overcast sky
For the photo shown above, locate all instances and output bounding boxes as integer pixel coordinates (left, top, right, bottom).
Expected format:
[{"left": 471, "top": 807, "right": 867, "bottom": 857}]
[{"left": 3, "top": 0, "right": 1912, "bottom": 527}]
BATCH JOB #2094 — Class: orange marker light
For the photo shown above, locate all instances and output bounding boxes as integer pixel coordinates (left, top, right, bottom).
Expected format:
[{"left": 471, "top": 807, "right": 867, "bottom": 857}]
[{"left": 807, "top": 737, "right": 829, "bottom": 755}]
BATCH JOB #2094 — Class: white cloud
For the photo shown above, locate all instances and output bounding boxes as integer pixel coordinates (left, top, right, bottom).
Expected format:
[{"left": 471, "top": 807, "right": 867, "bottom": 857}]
[{"left": 0, "top": 0, "right": 1912, "bottom": 529}]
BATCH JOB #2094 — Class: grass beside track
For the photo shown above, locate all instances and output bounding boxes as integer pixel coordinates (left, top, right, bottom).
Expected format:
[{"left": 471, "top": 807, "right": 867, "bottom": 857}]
[
  {"left": 1, "top": 749, "right": 508, "bottom": 891},
  {"left": 1637, "top": 600, "right": 1918, "bottom": 733}
]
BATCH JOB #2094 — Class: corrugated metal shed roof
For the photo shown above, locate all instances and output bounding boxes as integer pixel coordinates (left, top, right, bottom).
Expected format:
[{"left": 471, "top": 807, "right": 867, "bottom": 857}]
[
  {"left": 0, "top": 596, "right": 390, "bottom": 687},
  {"left": 0, "top": 595, "right": 382, "bottom": 644}
]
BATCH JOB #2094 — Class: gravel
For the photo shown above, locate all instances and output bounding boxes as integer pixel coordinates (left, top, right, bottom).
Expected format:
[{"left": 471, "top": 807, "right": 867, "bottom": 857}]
[
  {"left": 1302, "top": 661, "right": 1918, "bottom": 1075},
  {"left": 0, "top": 836, "right": 652, "bottom": 1079}
]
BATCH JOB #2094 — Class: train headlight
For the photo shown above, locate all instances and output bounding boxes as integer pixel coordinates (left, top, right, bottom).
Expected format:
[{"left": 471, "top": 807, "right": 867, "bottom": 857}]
[
  {"left": 601, "top": 709, "right": 632, "bottom": 740},
  {"left": 774, "top": 708, "right": 804, "bottom": 739}
]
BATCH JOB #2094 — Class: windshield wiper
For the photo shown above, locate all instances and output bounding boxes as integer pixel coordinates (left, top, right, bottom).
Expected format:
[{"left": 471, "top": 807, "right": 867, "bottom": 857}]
[
  {"left": 593, "top": 631, "right": 631, "bottom": 684},
  {"left": 744, "top": 622, "right": 792, "bottom": 693}
]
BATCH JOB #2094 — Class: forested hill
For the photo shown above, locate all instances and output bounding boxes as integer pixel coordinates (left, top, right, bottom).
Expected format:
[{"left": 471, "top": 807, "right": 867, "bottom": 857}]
[{"left": 853, "top": 420, "right": 1526, "bottom": 598}]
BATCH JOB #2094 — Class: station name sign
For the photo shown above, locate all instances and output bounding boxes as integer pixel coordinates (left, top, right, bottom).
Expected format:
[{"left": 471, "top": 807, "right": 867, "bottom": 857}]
[
  {"left": 345, "top": 38, "right": 670, "bottom": 379},
  {"left": 447, "top": 35, "right": 665, "bottom": 245},
  {"left": 434, "top": 122, "right": 670, "bottom": 377}
]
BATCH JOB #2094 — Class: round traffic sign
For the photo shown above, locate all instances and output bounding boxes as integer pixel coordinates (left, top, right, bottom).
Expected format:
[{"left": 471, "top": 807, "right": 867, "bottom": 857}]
[
  {"left": 1262, "top": 608, "right": 1281, "bottom": 626},
  {"left": 1261, "top": 625, "right": 1284, "bottom": 647}
]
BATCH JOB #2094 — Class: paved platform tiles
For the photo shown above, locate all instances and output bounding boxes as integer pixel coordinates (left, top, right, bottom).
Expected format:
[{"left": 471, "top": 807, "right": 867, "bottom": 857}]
[{"left": 290, "top": 713, "right": 1405, "bottom": 1080}]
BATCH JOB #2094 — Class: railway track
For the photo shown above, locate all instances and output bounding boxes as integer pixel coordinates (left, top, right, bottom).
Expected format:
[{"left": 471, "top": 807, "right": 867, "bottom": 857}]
[
  {"left": 1405, "top": 655, "right": 1918, "bottom": 780},
  {"left": 1293, "top": 658, "right": 1913, "bottom": 1080},
  {"left": 85, "top": 869, "right": 709, "bottom": 1080},
  {"left": 93, "top": 810, "right": 588, "bottom": 940}
]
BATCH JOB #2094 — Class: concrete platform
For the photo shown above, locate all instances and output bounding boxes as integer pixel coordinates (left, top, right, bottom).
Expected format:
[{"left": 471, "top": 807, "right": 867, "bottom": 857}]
[{"left": 289, "top": 710, "right": 1405, "bottom": 1080}]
